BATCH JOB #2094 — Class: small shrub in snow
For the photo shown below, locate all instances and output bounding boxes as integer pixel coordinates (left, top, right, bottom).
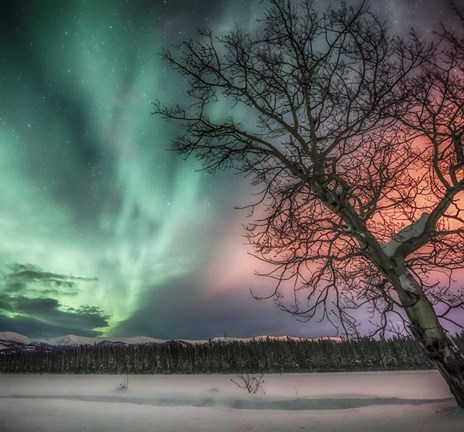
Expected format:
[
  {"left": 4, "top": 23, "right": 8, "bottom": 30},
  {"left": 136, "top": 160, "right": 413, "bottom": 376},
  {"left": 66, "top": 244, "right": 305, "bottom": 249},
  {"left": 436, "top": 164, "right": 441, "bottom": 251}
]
[{"left": 231, "top": 373, "right": 265, "bottom": 394}]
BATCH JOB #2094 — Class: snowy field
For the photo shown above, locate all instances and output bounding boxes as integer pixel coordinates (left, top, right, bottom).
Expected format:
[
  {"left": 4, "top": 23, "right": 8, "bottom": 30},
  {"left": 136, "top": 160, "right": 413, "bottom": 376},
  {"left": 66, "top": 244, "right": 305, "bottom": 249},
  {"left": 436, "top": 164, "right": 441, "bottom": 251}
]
[{"left": 0, "top": 371, "right": 462, "bottom": 431}]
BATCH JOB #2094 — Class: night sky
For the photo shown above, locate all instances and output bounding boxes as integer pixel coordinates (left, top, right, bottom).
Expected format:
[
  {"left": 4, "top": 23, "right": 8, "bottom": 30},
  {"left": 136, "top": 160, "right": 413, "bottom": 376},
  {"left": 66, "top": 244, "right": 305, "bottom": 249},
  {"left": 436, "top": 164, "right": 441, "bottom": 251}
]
[{"left": 0, "top": 0, "right": 459, "bottom": 340}]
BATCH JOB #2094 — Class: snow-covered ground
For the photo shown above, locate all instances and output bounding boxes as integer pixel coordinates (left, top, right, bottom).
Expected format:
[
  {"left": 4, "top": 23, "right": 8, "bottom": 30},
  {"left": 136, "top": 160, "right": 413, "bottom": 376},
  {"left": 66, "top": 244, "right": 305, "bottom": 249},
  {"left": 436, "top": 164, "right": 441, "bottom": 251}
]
[{"left": 0, "top": 371, "right": 462, "bottom": 431}]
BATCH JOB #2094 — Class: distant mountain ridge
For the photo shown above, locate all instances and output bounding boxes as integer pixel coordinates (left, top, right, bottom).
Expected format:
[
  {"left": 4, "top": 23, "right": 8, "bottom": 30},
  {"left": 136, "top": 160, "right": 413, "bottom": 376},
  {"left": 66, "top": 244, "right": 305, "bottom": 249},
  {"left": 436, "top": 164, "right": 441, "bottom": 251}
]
[{"left": 0, "top": 331, "right": 340, "bottom": 353}]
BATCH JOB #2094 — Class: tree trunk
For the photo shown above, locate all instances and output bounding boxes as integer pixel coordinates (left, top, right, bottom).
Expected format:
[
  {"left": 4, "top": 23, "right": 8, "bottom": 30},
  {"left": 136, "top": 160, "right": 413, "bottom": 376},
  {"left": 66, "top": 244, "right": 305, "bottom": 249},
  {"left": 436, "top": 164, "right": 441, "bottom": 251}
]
[{"left": 406, "top": 294, "right": 464, "bottom": 408}]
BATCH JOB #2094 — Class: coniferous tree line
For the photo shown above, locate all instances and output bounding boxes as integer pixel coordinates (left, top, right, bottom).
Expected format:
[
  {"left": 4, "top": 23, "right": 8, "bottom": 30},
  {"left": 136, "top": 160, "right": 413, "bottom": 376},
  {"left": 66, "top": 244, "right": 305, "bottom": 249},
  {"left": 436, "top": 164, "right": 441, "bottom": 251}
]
[{"left": 1, "top": 334, "right": 464, "bottom": 374}]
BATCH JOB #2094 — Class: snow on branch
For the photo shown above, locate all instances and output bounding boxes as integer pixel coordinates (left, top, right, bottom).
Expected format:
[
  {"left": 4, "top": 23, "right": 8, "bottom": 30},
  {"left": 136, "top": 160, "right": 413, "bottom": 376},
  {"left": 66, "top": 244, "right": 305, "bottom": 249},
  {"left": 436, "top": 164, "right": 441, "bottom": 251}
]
[
  {"left": 399, "top": 274, "right": 417, "bottom": 294},
  {"left": 381, "top": 213, "right": 430, "bottom": 258}
]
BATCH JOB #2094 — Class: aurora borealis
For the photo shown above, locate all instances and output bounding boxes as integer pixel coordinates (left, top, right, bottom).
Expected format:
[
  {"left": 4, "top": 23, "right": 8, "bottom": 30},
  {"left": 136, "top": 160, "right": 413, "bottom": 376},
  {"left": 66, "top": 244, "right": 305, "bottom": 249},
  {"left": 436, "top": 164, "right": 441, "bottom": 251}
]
[{"left": 0, "top": 0, "right": 459, "bottom": 339}]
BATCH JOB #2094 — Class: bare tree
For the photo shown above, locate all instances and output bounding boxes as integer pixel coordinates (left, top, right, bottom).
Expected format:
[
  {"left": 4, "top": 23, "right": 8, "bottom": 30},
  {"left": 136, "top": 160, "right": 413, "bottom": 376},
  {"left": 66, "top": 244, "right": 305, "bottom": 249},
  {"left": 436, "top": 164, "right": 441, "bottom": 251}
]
[
  {"left": 231, "top": 373, "right": 265, "bottom": 394},
  {"left": 154, "top": 0, "right": 464, "bottom": 407}
]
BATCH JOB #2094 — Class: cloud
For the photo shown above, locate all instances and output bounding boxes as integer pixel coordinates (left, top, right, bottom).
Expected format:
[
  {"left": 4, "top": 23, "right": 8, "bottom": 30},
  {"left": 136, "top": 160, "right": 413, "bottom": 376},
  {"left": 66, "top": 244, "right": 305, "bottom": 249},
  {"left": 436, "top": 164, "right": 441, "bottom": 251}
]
[
  {"left": 1, "top": 263, "right": 95, "bottom": 297},
  {"left": 0, "top": 315, "right": 105, "bottom": 339},
  {"left": 7, "top": 263, "right": 96, "bottom": 285},
  {"left": 0, "top": 294, "right": 109, "bottom": 338},
  {"left": 0, "top": 263, "right": 109, "bottom": 338}
]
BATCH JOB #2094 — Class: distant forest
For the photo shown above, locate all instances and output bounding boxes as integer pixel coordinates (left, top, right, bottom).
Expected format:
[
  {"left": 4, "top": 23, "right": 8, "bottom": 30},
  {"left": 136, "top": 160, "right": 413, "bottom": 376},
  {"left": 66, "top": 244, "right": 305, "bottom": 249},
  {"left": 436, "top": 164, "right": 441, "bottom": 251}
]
[{"left": 2, "top": 334, "right": 464, "bottom": 374}]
